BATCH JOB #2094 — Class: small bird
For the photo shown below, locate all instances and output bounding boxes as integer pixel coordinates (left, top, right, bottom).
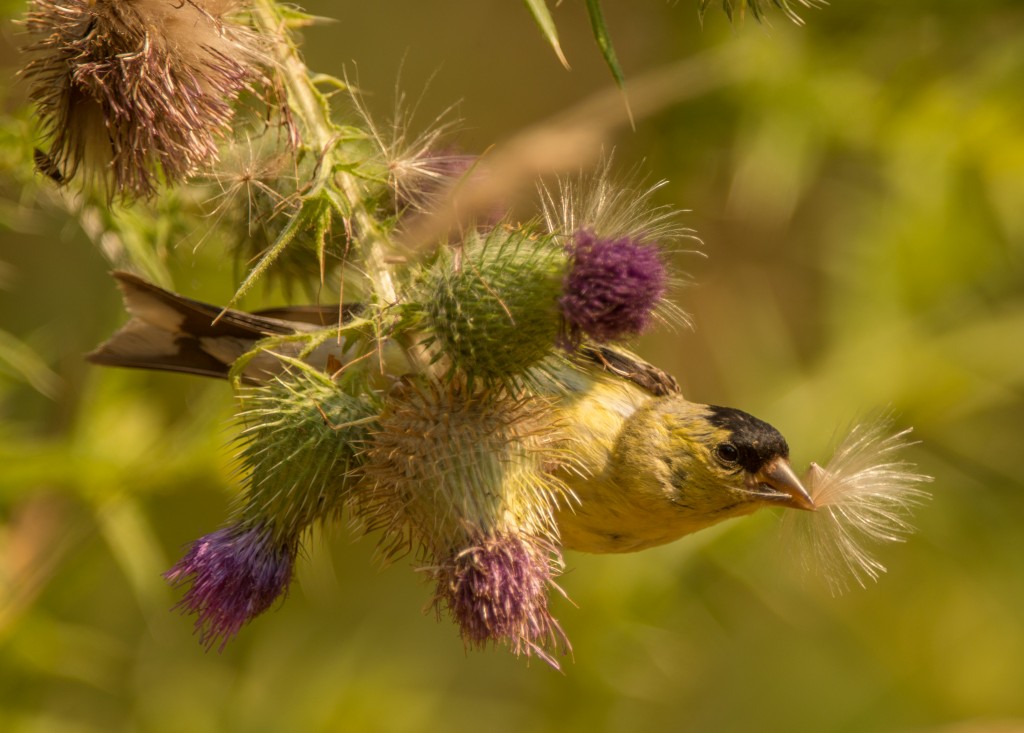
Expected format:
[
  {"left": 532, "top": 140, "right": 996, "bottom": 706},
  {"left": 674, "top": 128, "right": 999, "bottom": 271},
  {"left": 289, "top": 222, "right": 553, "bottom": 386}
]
[{"left": 89, "top": 271, "right": 815, "bottom": 555}]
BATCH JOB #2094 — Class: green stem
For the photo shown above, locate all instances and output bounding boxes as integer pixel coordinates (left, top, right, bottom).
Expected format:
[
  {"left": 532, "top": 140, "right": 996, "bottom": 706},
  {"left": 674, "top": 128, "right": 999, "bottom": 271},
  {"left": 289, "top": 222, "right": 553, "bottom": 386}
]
[{"left": 251, "top": 0, "right": 398, "bottom": 305}]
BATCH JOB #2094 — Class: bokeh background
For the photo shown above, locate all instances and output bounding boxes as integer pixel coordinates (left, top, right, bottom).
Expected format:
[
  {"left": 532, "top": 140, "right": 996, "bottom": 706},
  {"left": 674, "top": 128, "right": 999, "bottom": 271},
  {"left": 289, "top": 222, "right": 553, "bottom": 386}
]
[{"left": 2, "top": 1, "right": 1024, "bottom": 731}]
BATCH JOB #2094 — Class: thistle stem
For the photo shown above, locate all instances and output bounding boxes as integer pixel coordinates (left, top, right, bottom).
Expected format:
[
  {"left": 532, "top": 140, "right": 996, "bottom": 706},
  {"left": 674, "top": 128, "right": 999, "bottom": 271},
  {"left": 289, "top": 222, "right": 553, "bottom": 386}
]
[{"left": 251, "top": 0, "right": 398, "bottom": 305}]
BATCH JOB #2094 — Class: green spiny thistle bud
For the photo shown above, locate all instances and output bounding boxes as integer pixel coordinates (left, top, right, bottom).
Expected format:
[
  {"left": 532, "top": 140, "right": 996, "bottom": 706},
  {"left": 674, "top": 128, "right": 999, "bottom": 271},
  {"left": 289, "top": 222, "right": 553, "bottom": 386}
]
[
  {"left": 358, "top": 378, "right": 571, "bottom": 557},
  {"left": 234, "top": 366, "right": 380, "bottom": 542},
  {"left": 424, "top": 227, "right": 566, "bottom": 382}
]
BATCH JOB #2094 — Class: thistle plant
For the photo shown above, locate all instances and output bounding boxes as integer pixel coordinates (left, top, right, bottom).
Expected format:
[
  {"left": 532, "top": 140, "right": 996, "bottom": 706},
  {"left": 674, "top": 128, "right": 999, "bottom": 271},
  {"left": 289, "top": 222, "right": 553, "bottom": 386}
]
[{"left": 16, "top": 0, "right": 928, "bottom": 669}]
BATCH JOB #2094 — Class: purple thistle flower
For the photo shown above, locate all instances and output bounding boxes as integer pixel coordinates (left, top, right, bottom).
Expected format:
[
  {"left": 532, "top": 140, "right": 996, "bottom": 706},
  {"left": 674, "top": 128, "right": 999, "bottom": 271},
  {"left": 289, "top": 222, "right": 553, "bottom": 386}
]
[
  {"left": 164, "top": 524, "right": 294, "bottom": 651},
  {"left": 434, "top": 534, "right": 570, "bottom": 669},
  {"left": 560, "top": 229, "right": 667, "bottom": 344}
]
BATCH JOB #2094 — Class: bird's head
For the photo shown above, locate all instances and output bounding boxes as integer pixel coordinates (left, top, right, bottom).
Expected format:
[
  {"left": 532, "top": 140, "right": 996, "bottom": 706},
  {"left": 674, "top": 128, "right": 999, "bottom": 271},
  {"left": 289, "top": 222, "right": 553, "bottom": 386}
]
[{"left": 577, "top": 397, "right": 814, "bottom": 551}]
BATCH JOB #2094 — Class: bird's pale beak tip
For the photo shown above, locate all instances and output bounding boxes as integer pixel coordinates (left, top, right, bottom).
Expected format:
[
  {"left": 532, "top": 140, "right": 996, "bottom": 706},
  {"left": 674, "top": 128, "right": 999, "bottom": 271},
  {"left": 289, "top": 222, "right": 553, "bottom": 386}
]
[{"left": 756, "top": 457, "right": 816, "bottom": 512}]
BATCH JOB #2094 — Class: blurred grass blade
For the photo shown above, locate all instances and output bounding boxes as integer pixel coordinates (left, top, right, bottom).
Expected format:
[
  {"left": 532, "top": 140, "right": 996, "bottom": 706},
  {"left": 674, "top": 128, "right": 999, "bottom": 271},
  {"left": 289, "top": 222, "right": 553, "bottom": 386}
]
[
  {"left": 0, "top": 329, "right": 61, "bottom": 398},
  {"left": 96, "top": 497, "right": 169, "bottom": 613},
  {"left": 522, "top": 0, "right": 570, "bottom": 69}
]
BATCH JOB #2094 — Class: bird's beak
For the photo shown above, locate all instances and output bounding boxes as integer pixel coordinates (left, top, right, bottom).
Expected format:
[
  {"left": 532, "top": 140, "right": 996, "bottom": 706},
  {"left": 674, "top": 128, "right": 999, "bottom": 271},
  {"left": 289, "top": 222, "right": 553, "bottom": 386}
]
[{"left": 752, "top": 457, "right": 815, "bottom": 511}]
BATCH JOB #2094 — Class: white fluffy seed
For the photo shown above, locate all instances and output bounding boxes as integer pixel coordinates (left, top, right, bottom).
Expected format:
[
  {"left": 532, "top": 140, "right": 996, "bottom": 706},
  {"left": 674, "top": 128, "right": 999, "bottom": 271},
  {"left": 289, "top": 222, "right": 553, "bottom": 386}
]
[{"left": 783, "top": 419, "right": 933, "bottom": 595}]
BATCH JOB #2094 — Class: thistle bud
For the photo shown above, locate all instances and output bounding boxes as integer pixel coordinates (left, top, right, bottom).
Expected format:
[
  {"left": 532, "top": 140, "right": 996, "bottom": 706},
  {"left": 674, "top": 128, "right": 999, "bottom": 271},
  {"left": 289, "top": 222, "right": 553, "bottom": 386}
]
[
  {"left": 424, "top": 228, "right": 566, "bottom": 382},
  {"left": 167, "top": 367, "right": 379, "bottom": 648},
  {"left": 234, "top": 368, "right": 378, "bottom": 537},
  {"left": 359, "top": 379, "right": 573, "bottom": 663},
  {"left": 560, "top": 229, "right": 667, "bottom": 344},
  {"left": 21, "top": 0, "right": 269, "bottom": 199}
]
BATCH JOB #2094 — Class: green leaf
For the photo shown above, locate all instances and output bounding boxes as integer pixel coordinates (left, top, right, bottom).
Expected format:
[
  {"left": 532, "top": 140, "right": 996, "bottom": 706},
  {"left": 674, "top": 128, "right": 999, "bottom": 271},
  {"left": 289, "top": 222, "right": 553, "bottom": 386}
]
[{"left": 522, "top": 0, "right": 570, "bottom": 69}]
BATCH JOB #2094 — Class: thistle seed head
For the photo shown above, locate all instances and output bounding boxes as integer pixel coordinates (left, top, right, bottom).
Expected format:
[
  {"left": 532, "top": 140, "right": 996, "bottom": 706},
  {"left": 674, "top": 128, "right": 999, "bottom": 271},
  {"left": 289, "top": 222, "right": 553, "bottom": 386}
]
[
  {"left": 21, "top": 0, "right": 270, "bottom": 199},
  {"left": 357, "top": 378, "right": 572, "bottom": 561}
]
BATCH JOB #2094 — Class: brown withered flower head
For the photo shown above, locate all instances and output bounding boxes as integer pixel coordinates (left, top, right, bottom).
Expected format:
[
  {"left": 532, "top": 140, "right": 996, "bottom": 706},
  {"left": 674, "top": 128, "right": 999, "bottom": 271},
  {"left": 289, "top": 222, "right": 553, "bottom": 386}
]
[{"left": 21, "top": 0, "right": 270, "bottom": 200}]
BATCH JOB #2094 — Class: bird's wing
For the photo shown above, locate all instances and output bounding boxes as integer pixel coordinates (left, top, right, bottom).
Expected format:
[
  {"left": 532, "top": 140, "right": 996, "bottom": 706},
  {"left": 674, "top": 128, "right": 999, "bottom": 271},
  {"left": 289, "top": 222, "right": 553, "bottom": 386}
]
[{"left": 577, "top": 345, "right": 681, "bottom": 397}]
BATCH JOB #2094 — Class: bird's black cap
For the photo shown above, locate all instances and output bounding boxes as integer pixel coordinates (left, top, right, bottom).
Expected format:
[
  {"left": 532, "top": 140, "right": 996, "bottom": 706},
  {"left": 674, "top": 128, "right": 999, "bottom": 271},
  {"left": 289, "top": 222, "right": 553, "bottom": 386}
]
[{"left": 705, "top": 405, "right": 790, "bottom": 474}]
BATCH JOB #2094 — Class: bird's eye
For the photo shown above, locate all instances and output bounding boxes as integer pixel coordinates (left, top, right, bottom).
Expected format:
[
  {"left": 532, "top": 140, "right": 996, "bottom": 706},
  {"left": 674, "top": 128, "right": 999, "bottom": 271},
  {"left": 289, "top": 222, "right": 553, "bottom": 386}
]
[{"left": 715, "top": 443, "right": 739, "bottom": 465}]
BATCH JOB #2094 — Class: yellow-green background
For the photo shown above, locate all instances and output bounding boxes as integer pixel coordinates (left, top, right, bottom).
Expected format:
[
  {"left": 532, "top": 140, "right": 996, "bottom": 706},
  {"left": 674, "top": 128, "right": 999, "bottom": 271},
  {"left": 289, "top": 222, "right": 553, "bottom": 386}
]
[{"left": 2, "top": 2, "right": 1024, "bottom": 731}]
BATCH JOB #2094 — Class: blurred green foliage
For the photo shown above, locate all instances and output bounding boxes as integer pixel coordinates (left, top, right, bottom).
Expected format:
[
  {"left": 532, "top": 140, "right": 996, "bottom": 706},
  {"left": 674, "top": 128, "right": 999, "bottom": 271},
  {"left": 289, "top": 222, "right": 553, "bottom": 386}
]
[{"left": 2, "top": 1, "right": 1023, "bottom": 732}]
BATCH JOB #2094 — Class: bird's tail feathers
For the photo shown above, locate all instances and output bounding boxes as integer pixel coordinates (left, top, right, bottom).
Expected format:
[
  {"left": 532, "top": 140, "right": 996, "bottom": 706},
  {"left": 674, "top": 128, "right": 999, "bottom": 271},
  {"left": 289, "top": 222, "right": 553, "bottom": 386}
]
[{"left": 86, "top": 271, "right": 308, "bottom": 380}]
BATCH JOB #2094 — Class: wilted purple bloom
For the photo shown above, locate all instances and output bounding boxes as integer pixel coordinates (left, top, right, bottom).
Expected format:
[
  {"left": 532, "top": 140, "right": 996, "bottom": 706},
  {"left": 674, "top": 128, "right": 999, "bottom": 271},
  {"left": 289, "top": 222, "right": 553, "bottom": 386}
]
[
  {"left": 435, "top": 535, "right": 569, "bottom": 668},
  {"left": 560, "top": 229, "right": 667, "bottom": 344},
  {"left": 164, "top": 524, "right": 294, "bottom": 651}
]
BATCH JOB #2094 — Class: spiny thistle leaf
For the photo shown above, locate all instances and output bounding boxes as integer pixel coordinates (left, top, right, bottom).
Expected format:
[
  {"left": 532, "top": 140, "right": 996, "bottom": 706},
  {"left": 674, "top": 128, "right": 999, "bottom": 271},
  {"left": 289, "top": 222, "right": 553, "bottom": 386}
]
[
  {"left": 522, "top": 0, "right": 570, "bottom": 70},
  {"left": 584, "top": 0, "right": 629, "bottom": 113}
]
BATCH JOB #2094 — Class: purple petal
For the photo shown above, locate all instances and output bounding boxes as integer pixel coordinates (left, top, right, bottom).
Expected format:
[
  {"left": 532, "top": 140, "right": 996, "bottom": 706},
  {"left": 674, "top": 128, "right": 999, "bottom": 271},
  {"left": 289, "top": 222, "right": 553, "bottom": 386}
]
[
  {"left": 435, "top": 535, "right": 570, "bottom": 668},
  {"left": 560, "top": 230, "right": 667, "bottom": 343},
  {"left": 164, "top": 524, "right": 293, "bottom": 651}
]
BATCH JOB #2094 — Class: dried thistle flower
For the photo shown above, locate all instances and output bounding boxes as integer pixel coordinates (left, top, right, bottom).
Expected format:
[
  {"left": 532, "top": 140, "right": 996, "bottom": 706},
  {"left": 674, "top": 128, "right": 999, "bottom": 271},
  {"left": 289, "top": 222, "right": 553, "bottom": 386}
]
[
  {"left": 164, "top": 523, "right": 294, "bottom": 651},
  {"left": 431, "top": 533, "right": 570, "bottom": 668},
  {"left": 21, "top": 0, "right": 270, "bottom": 199},
  {"left": 560, "top": 229, "right": 667, "bottom": 344},
  {"left": 783, "top": 419, "right": 933, "bottom": 594}
]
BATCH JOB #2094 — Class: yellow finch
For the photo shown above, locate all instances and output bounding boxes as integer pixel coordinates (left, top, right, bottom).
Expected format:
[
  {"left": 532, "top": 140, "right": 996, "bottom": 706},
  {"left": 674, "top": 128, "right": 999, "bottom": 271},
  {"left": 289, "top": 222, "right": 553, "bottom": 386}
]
[{"left": 89, "top": 272, "right": 814, "bottom": 555}]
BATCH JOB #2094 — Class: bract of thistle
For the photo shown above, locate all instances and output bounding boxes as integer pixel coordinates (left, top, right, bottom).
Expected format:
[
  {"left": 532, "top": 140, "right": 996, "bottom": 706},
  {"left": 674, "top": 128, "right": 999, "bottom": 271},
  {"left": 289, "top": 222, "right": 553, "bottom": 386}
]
[
  {"left": 783, "top": 420, "right": 933, "bottom": 594},
  {"left": 21, "top": 0, "right": 271, "bottom": 199},
  {"left": 164, "top": 523, "right": 294, "bottom": 651},
  {"left": 431, "top": 533, "right": 570, "bottom": 668},
  {"left": 423, "top": 227, "right": 568, "bottom": 384}
]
